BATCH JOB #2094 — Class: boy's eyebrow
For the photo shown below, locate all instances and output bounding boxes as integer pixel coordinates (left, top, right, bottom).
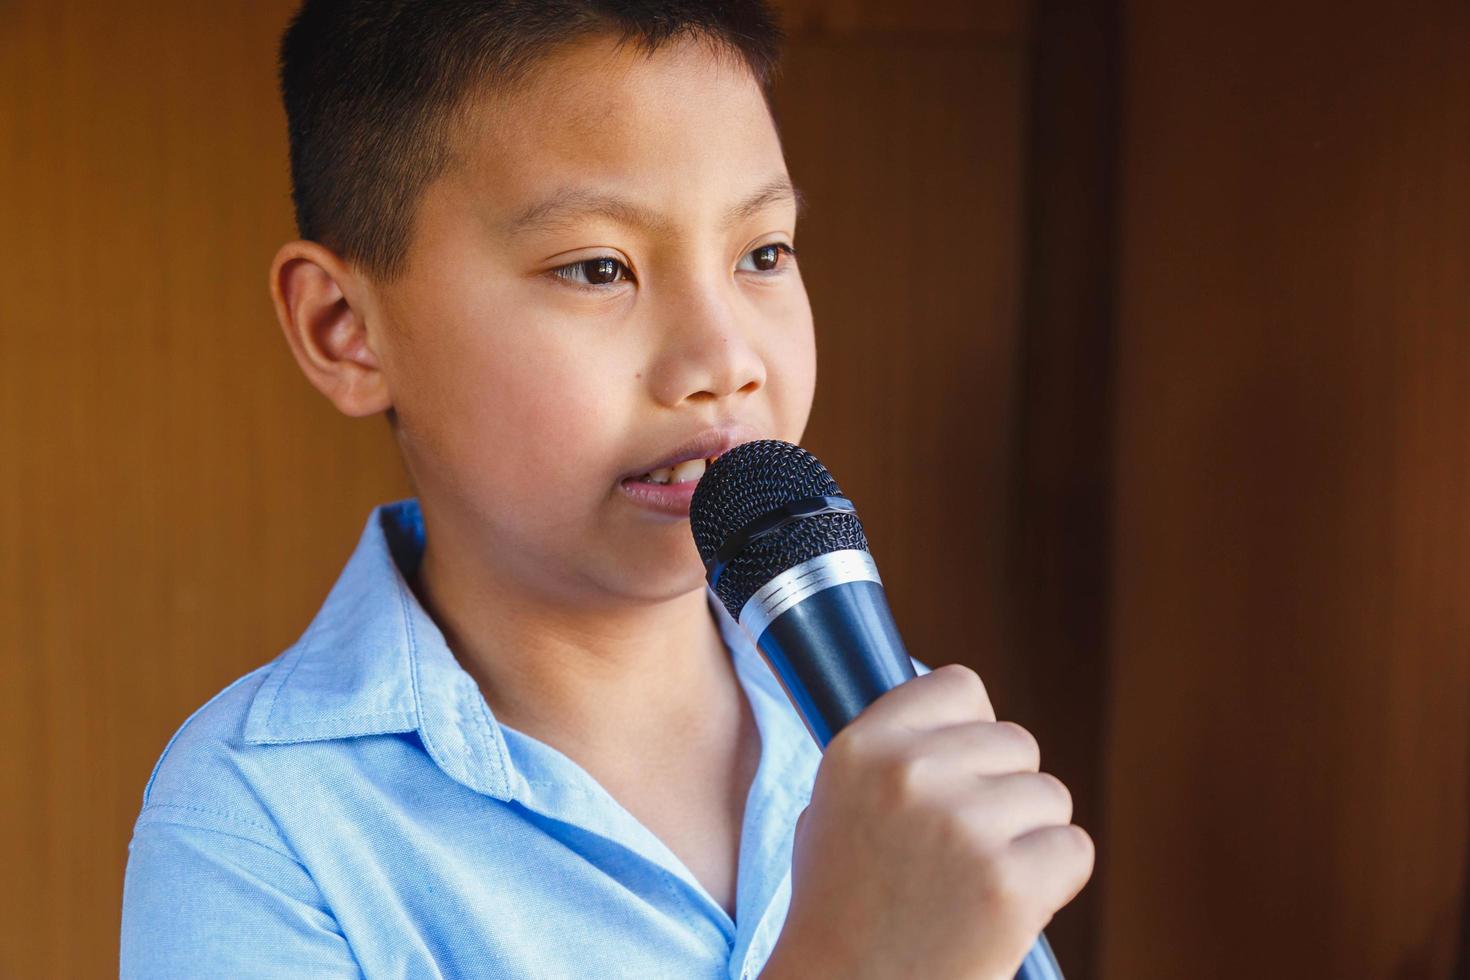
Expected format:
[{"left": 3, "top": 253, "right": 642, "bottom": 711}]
[{"left": 503, "top": 175, "right": 806, "bottom": 237}]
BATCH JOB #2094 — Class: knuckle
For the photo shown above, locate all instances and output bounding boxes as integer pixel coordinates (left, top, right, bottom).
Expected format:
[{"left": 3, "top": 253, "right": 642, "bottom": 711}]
[
  {"left": 936, "top": 663, "right": 986, "bottom": 697},
  {"left": 826, "top": 724, "right": 869, "bottom": 766},
  {"left": 1064, "top": 823, "right": 1096, "bottom": 867},
  {"left": 994, "top": 720, "right": 1040, "bottom": 767},
  {"left": 935, "top": 799, "right": 984, "bottom": 852},
  {"left": 1047, "top": 825, "right": 1096, "bottom": 890},
  {"left": 880, "top": 753, "right": 921, "bottom": 801},
  {"left": 950, "top": 801, "right": 1002, "bottom": 855},
  {"left": 975, "top": 854, "right": 1028, "bottom": 918},
  {"left": 935, "top": 663, "right": 994, "bottom": 718},
  {"left": 1035, "top": 771, "right": 1073, "bottom": 814}
]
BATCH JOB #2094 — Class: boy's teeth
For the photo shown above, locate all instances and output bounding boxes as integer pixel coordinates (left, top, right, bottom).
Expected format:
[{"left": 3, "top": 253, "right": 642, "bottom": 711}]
[
  {"left": 670, "top": 457, "right": 707, "bottom": 483},
  {"left": 637, "top": 457, "right": 710, "bottom": 485}
]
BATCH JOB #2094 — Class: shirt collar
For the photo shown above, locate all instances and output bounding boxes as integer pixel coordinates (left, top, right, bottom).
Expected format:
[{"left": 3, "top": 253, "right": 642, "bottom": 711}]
[
  {"left": 243, "top": 498, "right": 515, "bottom": 799},
  {"left": 240, "top": 498, "right": 808, "bottom": 807}
]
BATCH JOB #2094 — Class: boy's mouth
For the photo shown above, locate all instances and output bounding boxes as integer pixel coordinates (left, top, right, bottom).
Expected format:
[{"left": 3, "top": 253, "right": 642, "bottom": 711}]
[
  {"left": 619, "top": 455, "right": 719, "bottom": 518},
  {"left": 625, "top": 455, "right": 719, "bottom": 486},
  {"left": 617, "top": 425, "right": 755, "bottom": 516},
  {"left": 620, "top": 425, "right": 752, "bottom": 486}
]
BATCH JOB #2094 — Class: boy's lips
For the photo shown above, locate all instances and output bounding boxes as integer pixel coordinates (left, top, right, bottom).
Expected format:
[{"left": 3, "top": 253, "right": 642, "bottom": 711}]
[
  {"left": 618, "top": 477, "right": 703, "bottom": 517},
  {"left": 617, "top": 424, "right": 758, "bottom": 517},
  {"left": 618, "top": 425, "right": 758, "bottom": 482}
]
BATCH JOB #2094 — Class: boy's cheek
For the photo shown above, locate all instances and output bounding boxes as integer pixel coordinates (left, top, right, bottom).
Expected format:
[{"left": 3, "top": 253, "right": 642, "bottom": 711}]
[
  {"left": 447, "top": 379, "right": 625, "bottom": 504},
  {"left": 392, "top": 363, "right": 597, "bottom": 504},
  {"left": 767, "top": 327, "right": 818, "bottom": 440}
]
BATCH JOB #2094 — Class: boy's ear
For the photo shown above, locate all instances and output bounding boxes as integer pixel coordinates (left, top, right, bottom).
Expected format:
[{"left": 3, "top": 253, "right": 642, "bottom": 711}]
[{"left": 268, "top": 240, "right": 392, "bottom": 418}]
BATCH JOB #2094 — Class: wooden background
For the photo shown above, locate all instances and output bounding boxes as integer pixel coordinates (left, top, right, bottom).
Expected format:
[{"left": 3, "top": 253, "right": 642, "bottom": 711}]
[
  {"left": 1098, "top": 3, "right": 1470, "bottom": 977},
  {"left": 1, "top": 1, "right": 1467, "bottom": 977}
]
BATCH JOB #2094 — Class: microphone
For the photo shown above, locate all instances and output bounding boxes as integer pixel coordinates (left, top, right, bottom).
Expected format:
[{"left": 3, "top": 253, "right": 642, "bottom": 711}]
[{"left": 689, "top": 439, "right": 1063, "bottom": 980}]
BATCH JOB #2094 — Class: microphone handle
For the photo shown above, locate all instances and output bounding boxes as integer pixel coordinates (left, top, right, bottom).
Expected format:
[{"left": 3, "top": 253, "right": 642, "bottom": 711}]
[{"left": 740, "top": 569, "right": 1064, "bottom": 980}]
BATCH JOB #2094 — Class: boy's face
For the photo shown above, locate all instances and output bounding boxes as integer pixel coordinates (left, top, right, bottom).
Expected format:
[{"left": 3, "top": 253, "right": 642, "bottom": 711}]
[{"left": 368, "top": 35, "right": 816, "bottom": 605}]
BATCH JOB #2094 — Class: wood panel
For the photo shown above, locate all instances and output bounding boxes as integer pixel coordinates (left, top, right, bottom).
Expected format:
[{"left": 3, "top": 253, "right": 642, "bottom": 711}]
[
  {"left": 1010, "top": 1, "right": 1121, "bottom": 974},
  {"left": 775, "top": 23, "right": 1029, "bottom": 711},
  {"left": 0, "top": 3, "right": 411, "bottom": 975},
  {"left": 1100, "top": 3, "right": 1470, "bottom": 977}
]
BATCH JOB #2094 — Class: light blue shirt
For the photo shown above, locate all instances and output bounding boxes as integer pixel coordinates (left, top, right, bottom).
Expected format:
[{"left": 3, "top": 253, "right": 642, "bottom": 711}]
[{"left": 121, "top": 498, "right": 929, "bottom": 978}]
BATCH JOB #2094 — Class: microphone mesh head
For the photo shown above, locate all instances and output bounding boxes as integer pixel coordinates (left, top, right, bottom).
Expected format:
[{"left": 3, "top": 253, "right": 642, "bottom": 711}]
[{"left": 689, "top": 440, "right": 869, "bottom": 620}]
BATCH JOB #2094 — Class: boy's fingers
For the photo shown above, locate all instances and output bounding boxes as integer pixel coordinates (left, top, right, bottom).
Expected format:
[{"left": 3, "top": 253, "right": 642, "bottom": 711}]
[
  {"left": 915, "top": 719, "right": 1042, "bottom": 775},
  {"left": 855, "top": 663, "right": 997, "bottom": 734},
  {"left": 1006, "top": 823, "right": 1095, "bottom": 916}
]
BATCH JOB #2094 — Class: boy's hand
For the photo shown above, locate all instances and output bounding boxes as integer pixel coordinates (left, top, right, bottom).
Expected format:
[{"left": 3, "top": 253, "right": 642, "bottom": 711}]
[{"left": 761, "top": 664, "right": 1094, "bottom": 980}]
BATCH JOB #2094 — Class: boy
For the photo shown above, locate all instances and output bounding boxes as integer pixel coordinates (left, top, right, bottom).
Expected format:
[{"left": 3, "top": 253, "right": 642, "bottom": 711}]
[{"left": 120, "top": 2, "right": 1093, "bottom": 977}]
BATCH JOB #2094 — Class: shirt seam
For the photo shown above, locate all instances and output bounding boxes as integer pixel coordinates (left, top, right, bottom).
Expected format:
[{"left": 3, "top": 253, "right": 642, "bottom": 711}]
[
  {"left": 136, "top": 802, "right": 293, "bottom": 858},
  {"left": 244, "top": 720, "right": 418, "bottom": 744},
  {"left": 261, "top": 610, "right": 326, "bottom": 731},
  {"left": 142, "top": 667, "right": 271, "bottom": 805},
  {"left": 468, "top": 670, "right": 509, "bottom": 791},
  {"left": 402, "top": 573, "right": 443, "bottom": 778},
  {"left": 130, "top": 806, "right": 358, "bottom": 960},
  {"left": 252, "top": 710, "right": 415, "bottom": 730},
  {"left": 656, "top": 864, "right": 706, "bottom": 947}
]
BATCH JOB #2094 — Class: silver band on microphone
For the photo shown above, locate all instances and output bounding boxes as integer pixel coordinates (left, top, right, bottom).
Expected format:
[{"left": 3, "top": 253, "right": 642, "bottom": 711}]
[{"left": 737, "top": 549, "right": 882, "bottom": 639}]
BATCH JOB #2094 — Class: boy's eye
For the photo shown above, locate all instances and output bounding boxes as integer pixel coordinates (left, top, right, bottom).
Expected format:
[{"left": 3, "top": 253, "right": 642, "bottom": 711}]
[
  {"left": 736, "top": 242, "right": 797, "bottom": 274},
  {"left": 551, "top": 256, "right": 632, "bottom": 289},
  {"left": 549, "top": 242, "right": 797, "bottom": 291}
]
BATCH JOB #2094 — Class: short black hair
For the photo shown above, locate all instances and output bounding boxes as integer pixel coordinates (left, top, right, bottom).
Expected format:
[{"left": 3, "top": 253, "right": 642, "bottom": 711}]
[{"left": 278, "top": 0, "right": 786, "bottom": 285}]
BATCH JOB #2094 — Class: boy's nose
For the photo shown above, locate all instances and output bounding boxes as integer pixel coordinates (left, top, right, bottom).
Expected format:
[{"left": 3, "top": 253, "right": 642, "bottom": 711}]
[{"left": 645, "top": 287, "right": 766, "bottom": 407}]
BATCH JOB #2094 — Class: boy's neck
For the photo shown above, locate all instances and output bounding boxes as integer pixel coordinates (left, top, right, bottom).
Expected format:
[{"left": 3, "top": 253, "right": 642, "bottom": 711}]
[{"left": 409, "top": 527, "right": 737, "bottom": 753}]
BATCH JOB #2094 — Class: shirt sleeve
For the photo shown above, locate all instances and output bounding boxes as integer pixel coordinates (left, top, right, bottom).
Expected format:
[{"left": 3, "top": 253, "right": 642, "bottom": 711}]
[{"left": 121, "top": 807, "right": 362, "bottom": 979}]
